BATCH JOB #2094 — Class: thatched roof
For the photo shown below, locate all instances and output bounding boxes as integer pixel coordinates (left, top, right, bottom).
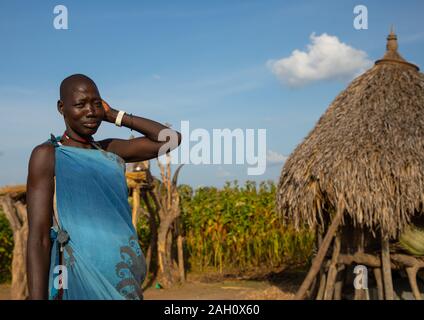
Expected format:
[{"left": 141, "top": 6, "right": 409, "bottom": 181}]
[{"left": 277, "top": 31, "right": 424, "bottom": 238}]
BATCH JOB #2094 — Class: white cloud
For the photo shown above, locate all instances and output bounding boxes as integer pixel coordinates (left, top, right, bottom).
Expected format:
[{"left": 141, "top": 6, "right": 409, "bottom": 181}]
[
  {"left": 266, "top": 150, "right": 288, "bottom": 167},
  {"left": 267, "top": 33, "right": 372, "bottom": 87}
]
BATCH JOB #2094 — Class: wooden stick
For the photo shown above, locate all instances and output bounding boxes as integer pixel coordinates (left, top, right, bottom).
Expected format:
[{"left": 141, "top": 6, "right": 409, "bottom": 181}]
[
  {"left": 392, "top": 254, "right": 424, "bottom": 268},
  {"left": 333, "top": 265, "right": 346, "bottom": 300},
  {"left": 365, "top": 288, "right": 370, "bottom": 300},
  {"left": 373, "top": 268, "right": 384, "bottom": 300},
  {"left": 354, "top": 228, "right": 369, "bottom": 299},
  {"left": 306, "top": 275, "right": 318, "bottom": 300},
  {"left": 295, "top": 208, "right": 343, "bottom": 300},
  {"left": 354, "top": 286, "right": 365, "bottom": 300},
  {"left": 324, "top": 235, "right": 341, "bottom": 300},
  {"left": 313, "top": 228, "right": 324, "bottom": 300},
  {"left": 405, "top": 267, "right": 422, "bottom": 300},
  {"left": 177, "top": 233, "right": 185, "bottom": 282},
  {"left": 354, "top": 286, "right": 369, "bottom": 300},
  {"left": 338, "top": 252, "right": 392, "bottom": 268},
  {"left": 338, "top": 253, "right": 424, "bottom": 268},
  {"left": 381, "top": 236, "right": 394, "bottom": 300},
  {"left": 316, "top": 273, "right": 327, "bottom": 300},
  {"left": 132, "top": 185, "right": 140, "bottom": 228}
]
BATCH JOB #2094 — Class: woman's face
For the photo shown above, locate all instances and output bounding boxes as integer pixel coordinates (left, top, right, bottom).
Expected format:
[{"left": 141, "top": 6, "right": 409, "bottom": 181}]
[{"left": 58, "top": 80, "right": 105, "bottom": 136}]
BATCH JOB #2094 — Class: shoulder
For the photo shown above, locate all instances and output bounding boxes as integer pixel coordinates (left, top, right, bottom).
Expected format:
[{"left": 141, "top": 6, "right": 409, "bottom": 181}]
[
  {"left": 30, "top": 141, "right": 55, "bottom": 159},
  {"left": 96, "top": 138, "right": 117, "bottom": 151},
  {"left": 28, "top": 142, "right": 55, "bottom": 177},
  {"left": 96, "top": 137, "right": 127, "bottom": 155}
]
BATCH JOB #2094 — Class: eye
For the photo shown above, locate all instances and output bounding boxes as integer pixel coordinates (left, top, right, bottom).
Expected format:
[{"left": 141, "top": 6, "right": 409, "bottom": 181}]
[{"left": 74, "top": 102, "right": 84, "bottom": 107}]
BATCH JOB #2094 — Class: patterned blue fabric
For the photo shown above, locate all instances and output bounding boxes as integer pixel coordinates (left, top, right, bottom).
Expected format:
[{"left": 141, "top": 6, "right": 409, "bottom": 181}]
[{"left": 47, "top": 135, "right": 146, "bottom": 300}]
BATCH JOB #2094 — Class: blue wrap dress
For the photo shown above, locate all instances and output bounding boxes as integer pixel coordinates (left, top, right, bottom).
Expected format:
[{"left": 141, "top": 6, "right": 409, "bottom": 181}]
[{"left": 47, "top": 134, "right": 147, "bottom": 300}]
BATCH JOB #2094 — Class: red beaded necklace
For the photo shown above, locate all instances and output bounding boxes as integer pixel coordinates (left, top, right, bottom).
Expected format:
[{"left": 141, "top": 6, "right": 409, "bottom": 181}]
[{"left": 62, "top": 130, "right": 94, "bottom": 145}]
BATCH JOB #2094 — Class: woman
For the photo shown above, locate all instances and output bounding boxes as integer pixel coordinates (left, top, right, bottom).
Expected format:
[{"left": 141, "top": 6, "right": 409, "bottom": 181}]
[{"left": 26, "top": 74, "right": 182, "bottom": 300}]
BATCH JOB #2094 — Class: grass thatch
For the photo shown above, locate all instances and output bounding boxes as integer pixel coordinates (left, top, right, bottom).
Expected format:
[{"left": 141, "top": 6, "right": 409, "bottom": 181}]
[{"left": 277, "top": 32, "right": 424, "bottom": 239}]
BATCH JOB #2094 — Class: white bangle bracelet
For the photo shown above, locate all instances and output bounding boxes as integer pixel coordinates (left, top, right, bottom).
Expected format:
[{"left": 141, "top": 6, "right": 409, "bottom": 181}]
[{"left": 115, "top": 110, "right": 126, "bottom": 127}]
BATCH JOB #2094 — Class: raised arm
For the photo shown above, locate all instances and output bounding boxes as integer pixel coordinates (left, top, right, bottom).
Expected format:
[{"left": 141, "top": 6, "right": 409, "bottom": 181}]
[
  {"left": 97, "top": 100, "right": 182, "bottom": 163},
  {"left": 26, "top": 143, "right": 55, "bottom": 300}
]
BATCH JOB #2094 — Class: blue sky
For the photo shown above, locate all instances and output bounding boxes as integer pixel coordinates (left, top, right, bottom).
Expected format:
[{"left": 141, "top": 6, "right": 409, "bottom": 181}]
[{"left": 1, "top": 0, "right": 424, "bottom": 188}]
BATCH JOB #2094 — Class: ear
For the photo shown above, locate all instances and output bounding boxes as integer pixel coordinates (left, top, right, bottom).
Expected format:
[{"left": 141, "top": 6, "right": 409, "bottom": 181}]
[{"left": 57, "top": 100, "right": 64, "bottom": 116}]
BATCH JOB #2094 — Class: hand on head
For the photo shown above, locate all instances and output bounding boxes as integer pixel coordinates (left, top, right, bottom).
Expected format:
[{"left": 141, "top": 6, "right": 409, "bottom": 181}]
[{"left": 101, "top": 100, "right": 111, "bottom": 112}]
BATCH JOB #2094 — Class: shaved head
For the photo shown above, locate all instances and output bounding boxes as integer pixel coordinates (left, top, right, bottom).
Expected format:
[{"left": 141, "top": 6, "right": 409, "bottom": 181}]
[
  {"left": 57, "top": 74, "right": 104, "bottom": 137},
  {"left": 60, "top": 74, "right": 98, "bottom": 102}
]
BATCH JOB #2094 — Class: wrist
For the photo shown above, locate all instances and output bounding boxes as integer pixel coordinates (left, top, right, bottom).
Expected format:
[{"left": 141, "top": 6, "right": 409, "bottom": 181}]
[{"left": 105, "top": 109, "right": 118, "bottom": 123}]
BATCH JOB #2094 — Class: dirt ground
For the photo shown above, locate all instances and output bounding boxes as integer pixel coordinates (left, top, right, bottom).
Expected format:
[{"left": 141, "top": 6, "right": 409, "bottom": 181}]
[
  {"left": 0, "top": 268, "right": 303, "bottom": 300},
  {"left": 0, "top": 284, "right": 10, "bottom": 300},
  {"left": 144, "top": 279, "right": 296, "bottom": 300}
]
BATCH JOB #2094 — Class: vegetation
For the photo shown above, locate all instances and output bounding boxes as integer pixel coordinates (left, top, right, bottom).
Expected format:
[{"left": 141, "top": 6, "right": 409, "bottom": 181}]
[
  {"left": 137, "top": 180, "right": 314, "bottom": 276},
  {"left": 0, "top": 210, "right": 13, "bottom": 283},
  {"left": 0, "top": 180, "right": 314, "bottom": 284}
]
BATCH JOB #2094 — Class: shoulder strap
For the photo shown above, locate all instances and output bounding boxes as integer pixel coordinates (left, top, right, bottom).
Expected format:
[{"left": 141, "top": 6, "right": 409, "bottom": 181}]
[
  {"left": 48, "top": 134, "right": 60, "bottom": 227},
  {"left": 50, "top": 133, "right": 60, "bottom": 148},
  {"left": 90, "top": 140, "right": 105, "bottom": 151},
  {"left": 53, "top": 176, "right": 60, "bottom": 228}
]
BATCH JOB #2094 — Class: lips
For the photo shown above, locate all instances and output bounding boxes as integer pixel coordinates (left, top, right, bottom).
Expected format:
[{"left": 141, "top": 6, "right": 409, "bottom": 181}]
[{"left": 83, "top": 122, "right": 99, "bottom": 128}]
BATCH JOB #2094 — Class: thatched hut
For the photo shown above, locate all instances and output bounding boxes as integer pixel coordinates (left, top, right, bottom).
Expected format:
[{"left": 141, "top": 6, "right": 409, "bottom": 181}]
[{"left": 277, "top": 30, "right": 424, "bottom": 300}]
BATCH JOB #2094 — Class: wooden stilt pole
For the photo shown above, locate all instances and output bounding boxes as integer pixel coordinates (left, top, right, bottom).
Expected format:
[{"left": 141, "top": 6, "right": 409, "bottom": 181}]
[
  {"left": 353, "top": 269, "right": 367, "bottom": 300},
  {"left": 405, "top": 267, "right": 421, "bottom": 300},
  {"left": 306, "top": 275, "right": 318, "bottom": 300},
  {"left": 333, "top": 265, "right": 346, "bottom": 300},
  {"left": 313, "top": 229, "right": 324, "bottom": 300},
  {"left": 381, "top": 236, "right": 394, "bottom": 300},
  {"left": 324, "top": 235, "right": 341, "bottom": 300},
  {"left": 295, "top": 208, "right": 343, "bottom": 300},
  {"left": 373, "top": 268, "right": 384, "bottom": 300},
  {"left": 354, "top": 228, "right": 367, "bottom": 300},
  {"left": 316, "top": 273, "right": 327, "bottom": 300}
]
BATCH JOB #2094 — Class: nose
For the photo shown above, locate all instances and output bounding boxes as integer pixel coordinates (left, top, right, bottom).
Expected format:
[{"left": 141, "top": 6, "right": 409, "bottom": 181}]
[{"left": 86, "top": 103, "right": 97, "bottom": 117}]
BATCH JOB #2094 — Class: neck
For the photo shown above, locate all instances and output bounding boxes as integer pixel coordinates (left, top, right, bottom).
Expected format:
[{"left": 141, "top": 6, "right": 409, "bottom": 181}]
[{"left": 61, "top": 130, "right": 94, "bottom": 149}]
